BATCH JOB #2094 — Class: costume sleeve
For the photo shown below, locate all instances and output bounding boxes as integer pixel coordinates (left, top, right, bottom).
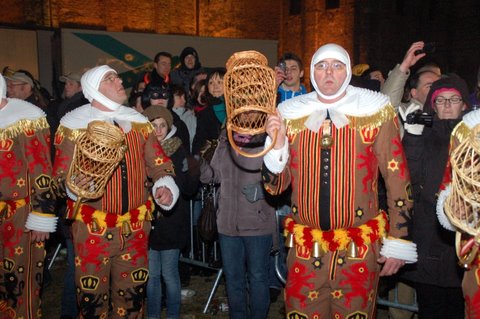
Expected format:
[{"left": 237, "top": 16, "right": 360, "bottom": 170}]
[
  {"left": 373, "top": 108, "right": 413, "bottom": 238},
  {"left": 24, "top": 118, "right": 58, "bottom": 232},
  {"left": 373, "top": 110, "right": 417, "bottom": 262},
  {"left": 144, "top": 130, "right": 179, "bottom": 210},
  {"left": 52, "top": 125, "right": 77, "bottom": 200},
  {"left": 381, "top": 64, "right": 410, "bottom": 111},
  {"left": 262, "top": 135, "right": 291, "bottom": 196}
]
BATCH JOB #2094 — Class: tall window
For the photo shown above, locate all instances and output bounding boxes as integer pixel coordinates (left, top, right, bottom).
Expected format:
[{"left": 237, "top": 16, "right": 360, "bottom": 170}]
[
  {"left": 326, "top": 0, "right": 340, "bottom": 10},
  {"left": 290, "top": 0, "right": 302, "bottom": 15}
]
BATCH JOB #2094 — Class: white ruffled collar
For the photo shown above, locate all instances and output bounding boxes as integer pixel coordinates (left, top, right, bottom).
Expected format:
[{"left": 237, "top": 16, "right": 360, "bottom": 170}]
[
  {"left": 0, "top": 98, "right": 45, "bottom": 129},
  {"left": 462, "top": 109, "right": 480, "bottom": 129},
  {"left": 279, "top": 85, "right": 390, "bottom": 132},
  {"left": 60, "top": 104, "right": 148, "bottom": 133}
]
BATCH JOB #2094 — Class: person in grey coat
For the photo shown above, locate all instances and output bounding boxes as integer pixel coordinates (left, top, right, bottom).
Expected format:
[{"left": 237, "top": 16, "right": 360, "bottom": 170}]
[{"left": 200, "top": 129, "right": 277, "bottom": 319}]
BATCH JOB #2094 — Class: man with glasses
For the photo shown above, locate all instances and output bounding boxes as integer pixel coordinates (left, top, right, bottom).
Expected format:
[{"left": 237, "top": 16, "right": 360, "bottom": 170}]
[
  {"left": 53, "top": 65, "right": 179, "bottom": 318},
  {"left": 262, "top": 43, "right": 416, "bottom": 317}
]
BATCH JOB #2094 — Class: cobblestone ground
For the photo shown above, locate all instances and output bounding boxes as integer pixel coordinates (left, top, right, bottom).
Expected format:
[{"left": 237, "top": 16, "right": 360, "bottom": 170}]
[
  {"left": 41, "top": 256, "right": 287, "bottom": 319},
  {"left": 42, "top": 254, "right": 393, "bottom": 318}
]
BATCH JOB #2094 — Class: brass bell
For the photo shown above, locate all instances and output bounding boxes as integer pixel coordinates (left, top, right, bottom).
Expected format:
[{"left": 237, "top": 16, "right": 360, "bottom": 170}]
[
  {"left": 320, "top": 135, "right": 333, "bottom": 148},
  {"left": 122, "top": 221, "right": 132, "bottom": 237},
  {"left": 311, "top": 241, "right": 324, "bottom": 258},
  {"left": 347, "top": 241, "right": 359, "bottom": 258},
  {"left": 458, "top": 260, "right": 472, "bottom": 270},
  {"left": 145, "top": 210, "right": 154, "bottom": 222},
  {"left": 90, "top": 218, "right": 100, "bottom": 233},
  {"left": 285, "top": 233, "right": 295, "bottom": 248}
]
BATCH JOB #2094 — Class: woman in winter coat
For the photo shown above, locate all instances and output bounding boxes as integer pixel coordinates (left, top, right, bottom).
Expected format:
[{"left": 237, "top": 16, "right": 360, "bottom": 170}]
[{"left": 143, "top": 106, "right": 199, "bottom": 319}]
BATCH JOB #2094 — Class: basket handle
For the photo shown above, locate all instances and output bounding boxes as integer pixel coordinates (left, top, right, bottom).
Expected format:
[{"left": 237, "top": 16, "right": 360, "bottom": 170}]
[
  {"left": 456, "top": 231, "right": 479, "bottom": 269},
  {"left": 227, "top": 128, "right": 278, "bottom": 158}
]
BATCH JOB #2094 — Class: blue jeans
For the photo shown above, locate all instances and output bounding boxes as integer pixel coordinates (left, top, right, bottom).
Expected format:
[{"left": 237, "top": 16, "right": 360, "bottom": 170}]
[
  {"left": 219, "top": 233, "right": 272, "bottom": 319},
  {"left": 147, "top": 249, "right": 181, "bottom": 319}
]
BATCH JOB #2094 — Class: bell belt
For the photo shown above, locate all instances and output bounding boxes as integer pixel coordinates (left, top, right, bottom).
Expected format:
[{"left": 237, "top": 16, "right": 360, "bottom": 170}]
[
  {"left": 284, "top": 211, "right": 388, "bottom": 252},
  {"left": 66, "top": 198, "right": 154, "bottom": 228}
]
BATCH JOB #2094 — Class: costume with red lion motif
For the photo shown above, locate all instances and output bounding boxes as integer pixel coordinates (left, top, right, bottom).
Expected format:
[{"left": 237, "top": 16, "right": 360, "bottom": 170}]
[
  {"left": 0, "top": 74, "right": 57, "bottom": 319},
  {"left": 263, "top": 44, "right": 416, "bottom": 318}
]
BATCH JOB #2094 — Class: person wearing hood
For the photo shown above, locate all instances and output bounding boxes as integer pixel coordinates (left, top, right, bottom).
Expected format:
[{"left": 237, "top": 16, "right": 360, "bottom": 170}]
[
  {"left": 402, "top": 74, "right": 470, "bottom": 319},
  {"left": 0, "top": 74, "right": 57, "bottom": 318},
  {"left": 170, "top": 46, "right": 203, "bottom": 102},
  {"left": 263, "top": 43, "right": 416, "bottom": 317},
  {"left": 52, "top": 65, "right": 179, "bottom": 318},
  {"left": 143, "top": 105, "right": 199, "bottom": 319}
]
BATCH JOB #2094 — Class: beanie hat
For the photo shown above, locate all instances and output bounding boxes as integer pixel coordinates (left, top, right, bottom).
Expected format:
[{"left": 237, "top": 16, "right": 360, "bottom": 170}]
[
  {"left": 0, "top": 74, "right": 6, "bottom": 99},
  {"left": 310, "top": 43, "right": 352, "bottom": 101},
  {"left": 143, "top": 105, "right": 173, "bottom": 129},
  {"left": 179, "top": 47, "right": 201, "bottom": 69},
  {"left": 423, "top": 74, "right": 471, "bottom": 114},
  {"left": 81, "top": 65, "right": 121, "bottom": 111}
]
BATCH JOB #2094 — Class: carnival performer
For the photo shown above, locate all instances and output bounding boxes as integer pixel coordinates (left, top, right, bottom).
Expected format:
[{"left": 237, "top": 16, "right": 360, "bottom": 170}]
[
  {"left": 53, "top": 65, "right": 179, "bottom": 318},
  {"left": 0, "top": 73, "right": 57, "bottom": 319},
  {"left": 263, "top": 43, "right": 417, "bottom": 317},
  {"left": 436, "top": 108, "right": 480, "bottom": 319}
]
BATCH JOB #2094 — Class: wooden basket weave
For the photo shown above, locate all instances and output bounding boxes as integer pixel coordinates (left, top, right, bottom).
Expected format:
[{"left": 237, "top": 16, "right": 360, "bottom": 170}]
[
  {"left": 224, "top": 50, "right": 277, "bottom": 157},
  {"left": 445, "top": 124, "right": 480, "bottom": 266},
  {"left": 67, "top": 120, "right": 127, "bottom": 200}
]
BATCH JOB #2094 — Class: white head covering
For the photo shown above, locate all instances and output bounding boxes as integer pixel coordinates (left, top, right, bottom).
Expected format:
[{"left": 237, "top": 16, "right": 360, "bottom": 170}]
[
  {"left": 81, "top": 65, "right": 121, "bottom": 111},
  {"left": 310, "top": 43, "right": 352, "bottom": 101},
  {"left": 0, "top": 74, "right": 6, "bottom": 99}
]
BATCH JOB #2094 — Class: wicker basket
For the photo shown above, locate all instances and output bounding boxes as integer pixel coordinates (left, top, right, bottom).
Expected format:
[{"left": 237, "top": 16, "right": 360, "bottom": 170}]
[
  {"left": 445, "top": 124, "right": 480, "bottom": 266},
  {"left": 66, "top": 120, "right": 127, "bottom": 201},
  {"left": 224, "top": 50, "right": 277, "bottom": 157}
]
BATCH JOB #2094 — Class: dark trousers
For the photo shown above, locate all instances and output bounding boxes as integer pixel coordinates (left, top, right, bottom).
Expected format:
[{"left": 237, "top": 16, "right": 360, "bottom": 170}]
[{"left": 415, "top": 282, "right": 464, "bottom": 319}]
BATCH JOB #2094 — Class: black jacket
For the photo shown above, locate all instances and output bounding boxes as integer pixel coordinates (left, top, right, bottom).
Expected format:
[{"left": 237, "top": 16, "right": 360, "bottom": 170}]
[
  {"left": 401, "top": 117, "right": 464, "bottom": 287},
  {"left": 149, "top": 135, "right": 199, "bottom": 251}
]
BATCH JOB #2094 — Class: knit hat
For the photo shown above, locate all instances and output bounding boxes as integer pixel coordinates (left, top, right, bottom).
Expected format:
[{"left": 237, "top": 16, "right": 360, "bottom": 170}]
[
  {"left": 423, "top": 73, "right": 471, "bottom": 114},
  {"left": 0, "top": 74, "right": 6, "bottom": 99},
  {"left": 179, "top": 47, "right": 201, "bottom": 69},
  {"left": 81, "top": 65, "right": 121, "bottom": 111},
  {"left": 310, "top": 43, "right": 352, "bottom": 101},
  {"left": 5, "top": 71, "right": 34, "bottom": 87},
  {"left": 143, "top": 105, "right": 173, "bottom": 129}
]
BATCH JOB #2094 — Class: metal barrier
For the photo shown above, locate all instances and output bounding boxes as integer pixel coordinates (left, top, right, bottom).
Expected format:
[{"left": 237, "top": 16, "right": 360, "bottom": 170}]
[
  {"left": 179, "top": 184, "right": 223, "bottom": 314},
  {"left": 377, "top": 282, "right": 419, "bottom": 313}
]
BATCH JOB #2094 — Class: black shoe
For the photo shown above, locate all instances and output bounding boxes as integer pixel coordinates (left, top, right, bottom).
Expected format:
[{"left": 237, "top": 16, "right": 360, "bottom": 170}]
[{"left": 270, "top": 288, "right": 281, "bottom": 303}]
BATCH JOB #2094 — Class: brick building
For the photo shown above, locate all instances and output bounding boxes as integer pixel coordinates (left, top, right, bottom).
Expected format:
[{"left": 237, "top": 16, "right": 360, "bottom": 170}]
[{"left": 1, "top": 0, "right": 479, "bottom": 89}]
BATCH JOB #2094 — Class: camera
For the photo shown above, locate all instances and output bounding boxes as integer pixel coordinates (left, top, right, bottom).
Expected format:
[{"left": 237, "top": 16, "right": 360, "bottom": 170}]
[
  {"left": 405, "top": 110, "right": 433, "bottom": 127},
  {"left": 414, "top": 42, "right": 436, "bottom": 56},
  {"left": 278, "top": 61, "right": 287, "bottom": 73}
]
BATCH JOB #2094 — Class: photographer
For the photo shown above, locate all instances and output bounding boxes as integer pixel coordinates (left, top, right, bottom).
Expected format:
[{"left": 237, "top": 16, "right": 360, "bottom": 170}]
[
  {"left": 382, "top": 41, "right": 441, "bottom": 138},
  {"left": 401, "top": 74, "right": 471, "bottom": 319}
]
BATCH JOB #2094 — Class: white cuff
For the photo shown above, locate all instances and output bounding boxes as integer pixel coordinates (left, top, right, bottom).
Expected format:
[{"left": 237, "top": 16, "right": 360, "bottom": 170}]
[
  {"left": 25, "top": 213, "right": 58, "bottom": 233},
  {"left": 152, "top": 175, "right": 179, "bottom": 210},
  {"left": 263, "top": 136, "right": 289, "bottom": 174},
  {"left": 66, "top": 186, "right": 78, "bottom": 201},
  {"left": 436, "top": 185, "right": 456, "bottom": 231},
  {"left": 380, "top": 237, "right": 418, "bottom": 263}
]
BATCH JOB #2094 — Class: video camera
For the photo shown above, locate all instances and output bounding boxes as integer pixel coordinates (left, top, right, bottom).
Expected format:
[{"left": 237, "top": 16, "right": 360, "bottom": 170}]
[{"left": 405, "top": 110, "right": 433, "bottom": 127}]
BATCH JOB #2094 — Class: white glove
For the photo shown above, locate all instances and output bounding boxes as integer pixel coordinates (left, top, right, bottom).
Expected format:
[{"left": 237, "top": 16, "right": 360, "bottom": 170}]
[{"left": 398, "top": 103, "right": 424, "bottom": 135}]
